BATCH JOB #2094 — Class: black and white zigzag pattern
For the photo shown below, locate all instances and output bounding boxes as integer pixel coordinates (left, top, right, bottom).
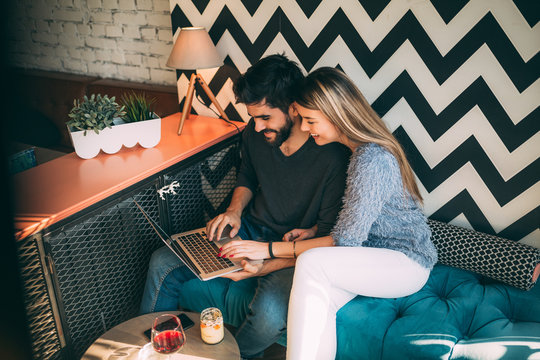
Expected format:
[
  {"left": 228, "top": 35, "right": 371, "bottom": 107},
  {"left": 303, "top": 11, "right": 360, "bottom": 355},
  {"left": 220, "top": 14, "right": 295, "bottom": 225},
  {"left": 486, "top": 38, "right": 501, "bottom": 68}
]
[{"left": 169, "top": 0, "right": 540, "bottom": 247}]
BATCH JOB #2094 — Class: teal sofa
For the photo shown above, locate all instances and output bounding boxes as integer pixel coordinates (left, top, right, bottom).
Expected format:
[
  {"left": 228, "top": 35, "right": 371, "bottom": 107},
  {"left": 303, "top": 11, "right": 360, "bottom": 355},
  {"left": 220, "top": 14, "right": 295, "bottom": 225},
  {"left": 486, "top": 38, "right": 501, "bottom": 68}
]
[{"left": 178, "top": 221, "right": 540, "bottom": 359}]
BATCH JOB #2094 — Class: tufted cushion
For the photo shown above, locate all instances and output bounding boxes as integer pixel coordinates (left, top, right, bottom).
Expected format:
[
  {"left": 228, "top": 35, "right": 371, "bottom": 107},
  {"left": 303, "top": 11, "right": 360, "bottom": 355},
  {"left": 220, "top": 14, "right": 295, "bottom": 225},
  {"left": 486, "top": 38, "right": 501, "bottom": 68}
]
[
  {"left": 177, "top": 264, "right": 540, "bottom": 359},
  {"left": 335, "top": 264, "right": 540, "bottom": 360},
  {"left": 176, "top": 223, "right": 540, "bottom": 359},
  {"left": 428, "top": 219, "right": 540, "bottom": 291}
]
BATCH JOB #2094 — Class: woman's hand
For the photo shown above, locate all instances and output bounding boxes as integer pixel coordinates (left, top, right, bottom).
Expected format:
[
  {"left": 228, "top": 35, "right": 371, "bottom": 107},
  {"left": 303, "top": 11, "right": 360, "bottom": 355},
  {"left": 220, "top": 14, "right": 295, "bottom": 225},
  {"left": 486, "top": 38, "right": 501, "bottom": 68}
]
[
  {"left": 282, "top": 225, "right": 317, "bottom": 242},
  {"left": 219, "top": 240, "right": 270, "bottom": 260}
]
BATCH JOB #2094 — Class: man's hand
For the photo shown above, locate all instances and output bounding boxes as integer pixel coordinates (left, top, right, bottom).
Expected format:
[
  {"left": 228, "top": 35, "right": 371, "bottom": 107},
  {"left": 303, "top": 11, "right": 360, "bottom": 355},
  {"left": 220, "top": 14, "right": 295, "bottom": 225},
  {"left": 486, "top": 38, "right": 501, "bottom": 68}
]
[
  {"left": 282, "top": 225, "right": 317, "bottom": 242},
  {"left": 221, "top": 260, "right": 263, "bottom": 281},
  {"left": 206, "top": 210, "right": 242, "bottom": 241}
]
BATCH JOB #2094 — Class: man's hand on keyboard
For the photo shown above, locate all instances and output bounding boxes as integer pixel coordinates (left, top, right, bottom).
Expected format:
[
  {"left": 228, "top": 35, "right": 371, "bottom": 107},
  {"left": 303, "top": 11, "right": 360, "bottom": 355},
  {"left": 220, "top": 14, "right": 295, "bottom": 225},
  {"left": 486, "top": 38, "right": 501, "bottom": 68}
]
[
  {"left": 220, "top": 260, "right": 263, "bottom": 281},
  {"left": 206, "top": 210, "right": 242, "bottom": 241}
]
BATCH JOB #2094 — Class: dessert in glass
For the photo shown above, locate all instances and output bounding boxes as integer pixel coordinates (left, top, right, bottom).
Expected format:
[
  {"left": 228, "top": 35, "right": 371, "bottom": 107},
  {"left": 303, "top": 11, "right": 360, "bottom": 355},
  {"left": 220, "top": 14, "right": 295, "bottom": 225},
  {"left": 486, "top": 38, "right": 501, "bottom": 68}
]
[{"left": 200, "top": 307, "right": 224, "bottom": 344}]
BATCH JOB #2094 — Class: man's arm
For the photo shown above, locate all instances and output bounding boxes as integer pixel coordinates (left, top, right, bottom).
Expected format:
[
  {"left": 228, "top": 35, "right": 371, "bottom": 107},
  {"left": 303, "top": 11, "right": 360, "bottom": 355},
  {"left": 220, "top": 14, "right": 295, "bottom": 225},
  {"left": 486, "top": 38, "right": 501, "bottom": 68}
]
[
  {"left": 258, "top": 258, "right": 295, "bottom": 276},
  {"left": 314, "top": 150, "right": 349, "bottom": 237},
  {"left": 206, "top": 186, "right": 253, "bottom": 241},
  {"left": 221, "top": 258, "right": 295, "bottom": 282}
]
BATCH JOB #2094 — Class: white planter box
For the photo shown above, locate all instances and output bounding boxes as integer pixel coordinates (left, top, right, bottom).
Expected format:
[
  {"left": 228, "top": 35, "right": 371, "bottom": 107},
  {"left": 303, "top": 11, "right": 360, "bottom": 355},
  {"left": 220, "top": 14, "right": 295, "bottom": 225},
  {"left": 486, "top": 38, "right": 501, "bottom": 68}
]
[{"left": 68, "top": 116, "right": 161, "bottom": 159}]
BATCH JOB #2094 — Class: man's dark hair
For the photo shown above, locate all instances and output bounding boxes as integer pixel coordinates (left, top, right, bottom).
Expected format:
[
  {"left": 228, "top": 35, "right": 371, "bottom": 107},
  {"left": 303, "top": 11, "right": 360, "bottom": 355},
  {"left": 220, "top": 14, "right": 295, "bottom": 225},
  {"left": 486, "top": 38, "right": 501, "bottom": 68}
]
[{"left": 233, "top": 54, "right": 304, "bottom": 114}]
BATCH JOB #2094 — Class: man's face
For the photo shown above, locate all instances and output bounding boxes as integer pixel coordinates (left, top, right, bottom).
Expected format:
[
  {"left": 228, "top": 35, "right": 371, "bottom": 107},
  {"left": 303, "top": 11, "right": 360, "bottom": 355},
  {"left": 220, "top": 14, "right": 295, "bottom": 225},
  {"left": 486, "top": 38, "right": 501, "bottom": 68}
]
[{"left": 246, "top": 102, "right": 294, "bottom": 147}]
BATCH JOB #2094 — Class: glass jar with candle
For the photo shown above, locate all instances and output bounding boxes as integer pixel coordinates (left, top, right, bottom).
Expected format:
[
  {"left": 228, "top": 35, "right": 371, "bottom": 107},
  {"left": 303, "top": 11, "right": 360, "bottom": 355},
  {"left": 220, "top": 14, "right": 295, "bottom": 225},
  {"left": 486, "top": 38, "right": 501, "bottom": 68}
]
[{"left": 200, "top": 307, "right": 224, "bottom": 344}]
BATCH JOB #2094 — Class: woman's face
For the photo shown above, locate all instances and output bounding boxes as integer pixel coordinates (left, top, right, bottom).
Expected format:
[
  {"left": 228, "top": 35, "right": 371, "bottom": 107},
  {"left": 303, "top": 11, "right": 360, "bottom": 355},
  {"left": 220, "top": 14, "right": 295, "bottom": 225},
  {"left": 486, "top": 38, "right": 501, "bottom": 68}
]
[{"left": 295, "top": 103, "right": 342, "bottom": 146}]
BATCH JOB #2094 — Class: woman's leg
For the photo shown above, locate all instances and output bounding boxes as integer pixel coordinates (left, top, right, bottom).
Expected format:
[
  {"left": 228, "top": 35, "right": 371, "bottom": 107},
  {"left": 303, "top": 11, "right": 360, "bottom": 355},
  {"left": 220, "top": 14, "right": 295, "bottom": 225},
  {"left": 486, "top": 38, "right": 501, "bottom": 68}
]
[{"left": 286, "top": 246, "right": 429, "bottom": 360}]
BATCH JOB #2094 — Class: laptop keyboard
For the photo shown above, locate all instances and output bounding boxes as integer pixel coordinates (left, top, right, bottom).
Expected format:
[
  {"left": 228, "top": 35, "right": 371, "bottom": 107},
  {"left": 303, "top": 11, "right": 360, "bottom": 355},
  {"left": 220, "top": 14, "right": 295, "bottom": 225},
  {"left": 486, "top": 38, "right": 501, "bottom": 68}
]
[{"left": 176, "top": 231, "right": 236, "bottom": 273}]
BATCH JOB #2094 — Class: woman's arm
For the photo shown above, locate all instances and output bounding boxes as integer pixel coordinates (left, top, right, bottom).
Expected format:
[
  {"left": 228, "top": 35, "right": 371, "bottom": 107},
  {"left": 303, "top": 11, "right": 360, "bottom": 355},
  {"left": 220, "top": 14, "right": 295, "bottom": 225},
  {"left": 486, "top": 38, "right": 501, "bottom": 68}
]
[
  {"left": 273, "top": 236, "right": 334, "bottom": 258},
  {"left": 219, "top": 236, "right": 334, "bottom": 260},
  {"left": 331, "top": 145, "right": 399, "bottom": 246}
]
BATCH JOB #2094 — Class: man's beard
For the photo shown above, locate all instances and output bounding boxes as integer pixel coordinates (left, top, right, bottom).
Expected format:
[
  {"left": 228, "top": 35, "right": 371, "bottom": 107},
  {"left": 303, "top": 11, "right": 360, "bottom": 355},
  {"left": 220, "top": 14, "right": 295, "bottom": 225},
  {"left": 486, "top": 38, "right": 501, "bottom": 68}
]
[{"left": 263, "top": 115, "right": 294, "bottom": 147}]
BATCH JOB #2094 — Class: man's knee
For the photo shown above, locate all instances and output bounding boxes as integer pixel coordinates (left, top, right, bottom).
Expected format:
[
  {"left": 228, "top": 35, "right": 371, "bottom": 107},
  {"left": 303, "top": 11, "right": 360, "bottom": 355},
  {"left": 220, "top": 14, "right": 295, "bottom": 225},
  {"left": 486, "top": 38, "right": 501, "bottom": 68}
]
[
  {"left": 148, "top": 246, "right": 178, "bottom": 272},
  {"left": 240, "top": 308, "right": 286, "bottom": 343},
  {"left": 248, "top": 290, "right": 288, "bottom": 333}
]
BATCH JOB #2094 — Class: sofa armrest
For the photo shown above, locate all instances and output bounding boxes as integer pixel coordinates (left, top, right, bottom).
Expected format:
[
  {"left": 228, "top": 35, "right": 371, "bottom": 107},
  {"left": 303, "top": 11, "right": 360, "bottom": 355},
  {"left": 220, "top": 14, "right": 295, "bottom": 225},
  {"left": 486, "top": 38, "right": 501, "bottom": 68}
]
[{"left": 428, "top": 219, "right": 540, "bottom": 290}]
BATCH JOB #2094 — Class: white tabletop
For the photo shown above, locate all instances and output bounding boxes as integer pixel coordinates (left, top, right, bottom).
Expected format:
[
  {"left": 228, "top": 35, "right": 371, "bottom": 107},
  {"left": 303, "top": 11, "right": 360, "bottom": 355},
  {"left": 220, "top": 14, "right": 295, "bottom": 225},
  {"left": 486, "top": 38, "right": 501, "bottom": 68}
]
[{"left": 82, "top": 311, "right": 240, "bottom": 360}]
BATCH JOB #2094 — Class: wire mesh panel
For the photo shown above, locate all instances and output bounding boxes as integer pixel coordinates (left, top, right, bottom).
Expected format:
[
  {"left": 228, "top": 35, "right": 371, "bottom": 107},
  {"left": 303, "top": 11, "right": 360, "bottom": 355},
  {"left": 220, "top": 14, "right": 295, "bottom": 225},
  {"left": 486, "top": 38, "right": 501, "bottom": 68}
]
[
  {"left": 44, "top": 182, "right": 161, "bottom": 358},
  {"left": 18, "top": 136, "right": 242, "bottom": 358},
  {"left": 17, "top": 235, "right": 63, "bottom": 360},
  {"left": 165, "top": 141, "right": 241, "bottom": 234}
]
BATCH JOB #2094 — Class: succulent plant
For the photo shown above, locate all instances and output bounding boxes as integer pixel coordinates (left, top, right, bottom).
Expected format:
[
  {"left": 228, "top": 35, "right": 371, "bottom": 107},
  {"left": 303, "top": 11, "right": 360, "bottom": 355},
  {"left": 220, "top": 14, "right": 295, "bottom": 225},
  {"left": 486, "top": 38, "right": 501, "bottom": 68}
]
[
  {"left": 67, "top": 94, "right": 126, "bottom": 135},
  {"left": 121, "top": 91, "right": 157, "bottom": 123}
]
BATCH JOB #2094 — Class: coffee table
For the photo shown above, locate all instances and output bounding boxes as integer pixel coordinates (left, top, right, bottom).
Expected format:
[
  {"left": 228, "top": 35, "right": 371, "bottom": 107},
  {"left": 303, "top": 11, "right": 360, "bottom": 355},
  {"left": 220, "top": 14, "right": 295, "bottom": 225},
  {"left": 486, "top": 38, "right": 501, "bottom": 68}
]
[{"left": 82, "top": 311, "right": 240, "bottom": 359}]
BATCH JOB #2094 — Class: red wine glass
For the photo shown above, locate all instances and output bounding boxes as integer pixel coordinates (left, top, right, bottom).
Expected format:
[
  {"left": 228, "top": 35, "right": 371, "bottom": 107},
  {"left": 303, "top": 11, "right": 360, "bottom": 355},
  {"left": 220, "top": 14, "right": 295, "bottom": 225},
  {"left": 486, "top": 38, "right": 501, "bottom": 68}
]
[{"left": 151, "top": 314, "right": 185, "bottom": 357}]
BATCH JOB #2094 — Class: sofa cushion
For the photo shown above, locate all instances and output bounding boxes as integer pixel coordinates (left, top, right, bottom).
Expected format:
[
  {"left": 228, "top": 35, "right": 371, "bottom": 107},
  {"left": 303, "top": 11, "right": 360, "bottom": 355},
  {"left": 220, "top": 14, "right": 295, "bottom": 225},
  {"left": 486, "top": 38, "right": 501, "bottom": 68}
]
[
  {"left": 428, "top": 219, "right": 540, "bottom": 291},
  {"left": 177, "top": 264, "right": 540, "bottom": 359},
  {"left": 335, "top": 265, "right": 540, "bottom": 360}
]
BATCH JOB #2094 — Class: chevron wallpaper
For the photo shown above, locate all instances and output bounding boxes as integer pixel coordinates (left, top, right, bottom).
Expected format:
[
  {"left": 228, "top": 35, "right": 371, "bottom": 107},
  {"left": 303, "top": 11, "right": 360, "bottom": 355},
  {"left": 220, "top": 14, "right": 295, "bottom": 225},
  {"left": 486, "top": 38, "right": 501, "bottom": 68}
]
[{"left": 169, "top": 0, "right": 539, "bottom": 248}]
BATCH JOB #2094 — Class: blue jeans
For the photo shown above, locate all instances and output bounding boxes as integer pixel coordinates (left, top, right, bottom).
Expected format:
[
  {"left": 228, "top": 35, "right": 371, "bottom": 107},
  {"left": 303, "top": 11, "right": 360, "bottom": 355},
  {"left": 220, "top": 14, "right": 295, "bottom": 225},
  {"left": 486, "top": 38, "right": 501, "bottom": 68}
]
[{"left": 140, "top": 216, "right": 293, "bottom": 358}]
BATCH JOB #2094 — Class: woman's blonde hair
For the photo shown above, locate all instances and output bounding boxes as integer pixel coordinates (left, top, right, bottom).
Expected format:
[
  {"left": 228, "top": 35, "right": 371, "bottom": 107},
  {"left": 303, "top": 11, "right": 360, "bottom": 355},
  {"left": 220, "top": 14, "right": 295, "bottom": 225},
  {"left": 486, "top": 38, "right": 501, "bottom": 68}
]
[{"left": 297, "top": 67, "right": 423, "bottom": 203}]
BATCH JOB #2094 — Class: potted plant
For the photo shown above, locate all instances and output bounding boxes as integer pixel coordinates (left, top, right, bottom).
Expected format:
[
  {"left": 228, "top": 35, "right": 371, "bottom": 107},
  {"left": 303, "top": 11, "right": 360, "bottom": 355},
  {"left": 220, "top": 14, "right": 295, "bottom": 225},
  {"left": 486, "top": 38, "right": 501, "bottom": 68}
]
[
  {"left": 121, "top": 91, "right": 158, "bottom": 123},
  {"left": 66, "top": 92, "right": 161, "bottom": 159},
  {"left": 67, "top": 94, "right": 125, "bottom": 134},
  {"left": 116, "top": 91, "right": 161, "bottom": 150}
]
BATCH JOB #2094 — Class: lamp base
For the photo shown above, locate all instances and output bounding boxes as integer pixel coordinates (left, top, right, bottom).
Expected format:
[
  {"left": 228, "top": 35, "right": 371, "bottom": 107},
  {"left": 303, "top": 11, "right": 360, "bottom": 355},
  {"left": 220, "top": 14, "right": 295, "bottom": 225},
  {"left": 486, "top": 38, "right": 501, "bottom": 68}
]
[{"left": 178, "top": 73, "right": 230, "bottom": 135}]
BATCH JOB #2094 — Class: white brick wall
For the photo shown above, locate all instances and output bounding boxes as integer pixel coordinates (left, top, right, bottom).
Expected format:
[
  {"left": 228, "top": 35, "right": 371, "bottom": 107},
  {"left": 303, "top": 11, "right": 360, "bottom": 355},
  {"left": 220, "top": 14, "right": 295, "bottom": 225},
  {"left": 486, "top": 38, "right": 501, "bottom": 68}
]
[{"left": 6, "top": 0, "right": 176, "bottom": 86}]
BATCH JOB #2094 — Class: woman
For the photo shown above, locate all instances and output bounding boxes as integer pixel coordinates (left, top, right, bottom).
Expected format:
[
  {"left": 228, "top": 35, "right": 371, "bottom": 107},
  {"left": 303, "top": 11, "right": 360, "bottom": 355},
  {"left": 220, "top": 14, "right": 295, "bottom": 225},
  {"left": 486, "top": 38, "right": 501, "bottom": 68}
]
[{"left": 219, "top": 67, "right": 437, "bottom": 359}]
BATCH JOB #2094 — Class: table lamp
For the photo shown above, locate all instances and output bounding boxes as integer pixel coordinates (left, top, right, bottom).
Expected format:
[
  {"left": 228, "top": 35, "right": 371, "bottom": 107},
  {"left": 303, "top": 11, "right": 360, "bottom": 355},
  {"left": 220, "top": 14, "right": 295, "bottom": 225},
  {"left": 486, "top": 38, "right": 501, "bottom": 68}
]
[{"left": 167, "top": 27, "right": 231, "bottom": 135}]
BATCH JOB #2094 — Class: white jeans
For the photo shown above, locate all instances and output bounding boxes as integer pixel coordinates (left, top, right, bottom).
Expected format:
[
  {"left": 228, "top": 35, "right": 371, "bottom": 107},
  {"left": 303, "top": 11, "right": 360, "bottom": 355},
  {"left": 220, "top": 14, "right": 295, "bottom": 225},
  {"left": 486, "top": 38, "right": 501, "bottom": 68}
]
[{"left": 286, "top": 246, "right": 430, "bottom": 360}]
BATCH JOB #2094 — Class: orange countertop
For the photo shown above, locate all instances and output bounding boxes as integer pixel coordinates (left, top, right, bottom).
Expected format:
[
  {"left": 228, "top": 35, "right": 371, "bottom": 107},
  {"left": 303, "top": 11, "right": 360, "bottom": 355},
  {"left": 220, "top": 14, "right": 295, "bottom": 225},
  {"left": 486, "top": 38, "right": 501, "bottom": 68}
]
[{"left": 13, "top": 113, "right": 245, "bottom": 240}]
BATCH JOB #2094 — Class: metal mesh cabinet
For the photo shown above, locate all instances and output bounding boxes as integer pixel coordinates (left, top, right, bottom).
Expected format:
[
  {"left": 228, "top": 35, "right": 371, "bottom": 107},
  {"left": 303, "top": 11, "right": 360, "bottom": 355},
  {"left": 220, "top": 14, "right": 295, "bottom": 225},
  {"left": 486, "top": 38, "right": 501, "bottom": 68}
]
[
  {"left": 17, "top": 234, "right": 64, "bottom": 360},
  {"left": 165, "top": 140, "right": 241, "bottom": 234},
  {"left": 17, "top": 136, "right": 241, "bottom": 359},
  {"left": 43, "top": 180, "right": 162, "bottom": 359}
]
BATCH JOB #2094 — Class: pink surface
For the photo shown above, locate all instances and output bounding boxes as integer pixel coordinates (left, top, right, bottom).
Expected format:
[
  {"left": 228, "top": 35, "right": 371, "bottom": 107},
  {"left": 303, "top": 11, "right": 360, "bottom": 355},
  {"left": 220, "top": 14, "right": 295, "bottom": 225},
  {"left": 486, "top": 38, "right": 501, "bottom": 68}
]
[{"left": 13, "top": 113, "right": 245, "bottom": 240}]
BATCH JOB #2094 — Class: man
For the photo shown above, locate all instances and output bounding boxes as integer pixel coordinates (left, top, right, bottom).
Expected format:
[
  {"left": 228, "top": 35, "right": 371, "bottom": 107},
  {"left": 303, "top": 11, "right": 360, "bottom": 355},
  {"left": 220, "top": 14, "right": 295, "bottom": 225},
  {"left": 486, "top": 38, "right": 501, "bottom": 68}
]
[{"left": 140, "top": 54, "right": 349, "bottom": 358}]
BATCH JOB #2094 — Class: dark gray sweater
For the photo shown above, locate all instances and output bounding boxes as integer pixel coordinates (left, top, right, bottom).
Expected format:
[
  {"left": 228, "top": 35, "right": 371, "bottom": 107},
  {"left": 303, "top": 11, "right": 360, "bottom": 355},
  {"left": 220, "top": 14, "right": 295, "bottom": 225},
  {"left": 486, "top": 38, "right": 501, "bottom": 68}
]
[
  {"left": 236, "top": 119, "right": 350, "bottom": 237},
  {"left": 331, "top": 143, "right": 438, "bottom": 269}
]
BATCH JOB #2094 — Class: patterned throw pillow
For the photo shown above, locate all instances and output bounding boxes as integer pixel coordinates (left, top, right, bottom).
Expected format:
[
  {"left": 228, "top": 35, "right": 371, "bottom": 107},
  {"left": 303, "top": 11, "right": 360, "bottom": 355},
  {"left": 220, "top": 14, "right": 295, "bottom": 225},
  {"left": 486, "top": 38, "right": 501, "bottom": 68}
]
[{"left": 428, "top": 219, "right": 540, "bottom": 291}]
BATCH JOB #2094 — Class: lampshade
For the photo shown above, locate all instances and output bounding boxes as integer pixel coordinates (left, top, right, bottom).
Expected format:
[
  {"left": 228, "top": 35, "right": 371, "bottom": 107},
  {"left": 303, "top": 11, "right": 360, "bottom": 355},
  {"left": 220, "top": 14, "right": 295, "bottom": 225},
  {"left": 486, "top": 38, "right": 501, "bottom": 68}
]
[{"left": 166, "top": 27, "right": 223, "bottom": 70}]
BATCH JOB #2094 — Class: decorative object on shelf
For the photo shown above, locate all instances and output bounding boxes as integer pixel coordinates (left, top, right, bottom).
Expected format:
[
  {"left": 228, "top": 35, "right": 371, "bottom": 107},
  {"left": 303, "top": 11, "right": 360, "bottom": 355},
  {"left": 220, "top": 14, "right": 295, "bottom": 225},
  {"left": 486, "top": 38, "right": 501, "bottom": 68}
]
[
  {"left": 121, "top": 91, "right": 158, "bottom": 123},
  {"left": 166, "top": 27, "right": 230, "bottom": 135},
  {"left": 157, "top": 181, "right": 180, "bottom": 200},
  {"left": 67, "top": 93, "right": 161, "bottom": 159},
  {"left": 67, "top": 94, "right": 125, "bottom": 135}
]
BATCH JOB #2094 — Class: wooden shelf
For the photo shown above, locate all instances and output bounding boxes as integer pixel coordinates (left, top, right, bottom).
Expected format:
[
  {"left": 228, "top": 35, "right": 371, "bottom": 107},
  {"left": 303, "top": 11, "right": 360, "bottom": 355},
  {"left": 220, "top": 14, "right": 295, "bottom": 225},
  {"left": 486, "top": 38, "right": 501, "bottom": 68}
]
[{"left": 13, "top": 113, "right": 245, "bottom": 240}]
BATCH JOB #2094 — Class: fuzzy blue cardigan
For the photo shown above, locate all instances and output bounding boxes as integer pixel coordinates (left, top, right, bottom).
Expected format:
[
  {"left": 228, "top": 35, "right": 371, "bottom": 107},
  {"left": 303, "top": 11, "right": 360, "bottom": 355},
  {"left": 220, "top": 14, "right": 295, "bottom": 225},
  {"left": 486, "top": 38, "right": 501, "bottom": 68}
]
[{"left": 331, "top": 143, "right": 438, "bottom": 269}]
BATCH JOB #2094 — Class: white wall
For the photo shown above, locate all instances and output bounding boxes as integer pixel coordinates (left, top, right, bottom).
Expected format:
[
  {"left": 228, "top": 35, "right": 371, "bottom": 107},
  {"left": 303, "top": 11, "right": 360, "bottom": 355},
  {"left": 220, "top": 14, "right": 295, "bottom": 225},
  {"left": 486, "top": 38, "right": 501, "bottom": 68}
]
[{"left": 6, "top": 0, "right": 176, "bottom": 85}]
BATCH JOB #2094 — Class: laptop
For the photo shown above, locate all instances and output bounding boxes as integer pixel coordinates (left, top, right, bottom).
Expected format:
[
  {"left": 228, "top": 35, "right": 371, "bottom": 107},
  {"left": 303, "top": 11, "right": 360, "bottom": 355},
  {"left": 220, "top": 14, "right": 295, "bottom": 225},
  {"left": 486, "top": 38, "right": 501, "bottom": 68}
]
[{"left": 133, "top": 200, "right": 244, "bottom": 281}]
